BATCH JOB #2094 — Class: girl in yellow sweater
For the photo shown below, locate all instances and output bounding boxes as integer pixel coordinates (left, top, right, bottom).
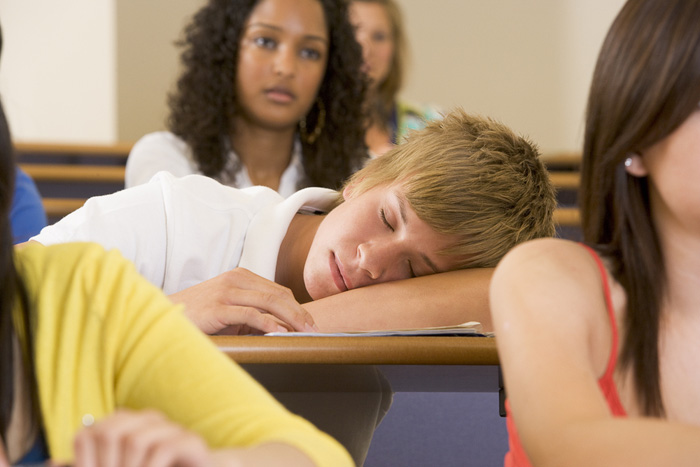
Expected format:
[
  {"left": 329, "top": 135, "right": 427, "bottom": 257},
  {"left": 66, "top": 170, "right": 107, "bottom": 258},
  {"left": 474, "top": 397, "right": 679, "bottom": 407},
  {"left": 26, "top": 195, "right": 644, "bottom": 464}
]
[{"left": 0, "top": 96, "right": 351, "bottom": 467}]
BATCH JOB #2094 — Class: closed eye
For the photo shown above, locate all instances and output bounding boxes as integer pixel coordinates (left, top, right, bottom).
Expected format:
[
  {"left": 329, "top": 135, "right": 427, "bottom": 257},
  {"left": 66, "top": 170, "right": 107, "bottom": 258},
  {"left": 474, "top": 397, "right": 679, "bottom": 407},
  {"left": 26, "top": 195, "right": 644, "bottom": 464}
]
[
  {"left": 408, "top": 260, "right": 416, "bottom": 278},
  {"left": 380, "top": 208, "right": 394, "bottom": 232}
]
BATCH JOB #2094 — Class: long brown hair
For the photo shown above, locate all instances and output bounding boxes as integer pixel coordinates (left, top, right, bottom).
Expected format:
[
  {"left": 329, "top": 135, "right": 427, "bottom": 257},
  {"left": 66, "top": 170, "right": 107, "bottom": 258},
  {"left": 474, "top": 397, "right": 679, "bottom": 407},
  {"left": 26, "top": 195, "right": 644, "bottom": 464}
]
[
  {"left": 581, "top": 0, "right": 700, "bottom": 416},
  {"left": 0, "top": 96, "right": 40, "bottom": 449},
  {"left": 352, "top": 0, "right": 406, "bottom": 130}
]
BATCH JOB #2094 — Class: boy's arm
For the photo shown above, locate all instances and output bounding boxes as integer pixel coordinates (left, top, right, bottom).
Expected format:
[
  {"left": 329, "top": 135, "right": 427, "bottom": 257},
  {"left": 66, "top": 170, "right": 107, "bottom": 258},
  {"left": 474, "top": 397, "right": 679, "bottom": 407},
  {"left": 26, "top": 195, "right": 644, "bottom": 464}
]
[
  {"left": 169, "top": 268, "right": 317, "bottom": 335},
  {"left": 304, "top": 268, "right": 494, "bottom": 333},
  {"left": 174, "top": 268, "right": 492, "bottom": 335}
]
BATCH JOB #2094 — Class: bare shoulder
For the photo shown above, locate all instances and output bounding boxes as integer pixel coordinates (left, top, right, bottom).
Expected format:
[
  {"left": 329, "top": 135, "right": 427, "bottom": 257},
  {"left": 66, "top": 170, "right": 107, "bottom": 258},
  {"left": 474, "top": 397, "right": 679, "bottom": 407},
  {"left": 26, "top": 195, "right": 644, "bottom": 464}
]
[
  {"left": 491, "top": 238, "right": 618, "bottom": 419},
  {"left": 494, "top": 237, "right": 592, "bottom": 277},
  {"left": 493, "top": 238, "right": 602, "bottom": 290},
  {"left": 490, "top": 238, "right": 607, "bottom": 337}
]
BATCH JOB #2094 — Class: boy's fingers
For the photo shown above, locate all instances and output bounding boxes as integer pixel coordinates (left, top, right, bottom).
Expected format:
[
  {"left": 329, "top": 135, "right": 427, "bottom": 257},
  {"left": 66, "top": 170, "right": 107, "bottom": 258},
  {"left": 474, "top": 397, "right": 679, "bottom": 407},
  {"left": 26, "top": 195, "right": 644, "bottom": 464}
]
[
  {"left": 218, "top": 306, "right": 295, "bottom": 334},
  {"left": 224, "top": 268, "right": 299, "bottom": 302},
  {"left": 220, "top": 288, "right": 317, "bottom": 332},
  {"left": 173, "top": 268, "right": 319, "bottom": 334}
]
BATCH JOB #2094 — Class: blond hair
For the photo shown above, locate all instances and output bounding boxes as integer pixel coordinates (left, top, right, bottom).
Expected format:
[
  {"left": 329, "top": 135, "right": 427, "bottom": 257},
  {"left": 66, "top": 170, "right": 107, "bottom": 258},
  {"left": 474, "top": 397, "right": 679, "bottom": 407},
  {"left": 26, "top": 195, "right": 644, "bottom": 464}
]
[{"left": 344, "top": 108, "right": 556, "bottom": 268}]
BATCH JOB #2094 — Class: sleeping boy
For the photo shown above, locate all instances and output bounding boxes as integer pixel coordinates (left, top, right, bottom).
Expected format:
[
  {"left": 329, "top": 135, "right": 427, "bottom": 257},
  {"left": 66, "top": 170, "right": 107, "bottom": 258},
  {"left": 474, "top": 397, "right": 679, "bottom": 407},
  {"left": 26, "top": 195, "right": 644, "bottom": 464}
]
[{"left": 28, "top": 108, "right": 556, "bottom": 334}]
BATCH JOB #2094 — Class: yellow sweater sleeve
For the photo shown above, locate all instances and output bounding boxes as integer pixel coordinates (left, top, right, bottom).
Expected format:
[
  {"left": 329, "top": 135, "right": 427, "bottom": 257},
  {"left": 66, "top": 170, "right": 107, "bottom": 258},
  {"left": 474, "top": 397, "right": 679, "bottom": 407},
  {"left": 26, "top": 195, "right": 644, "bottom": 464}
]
[{"left": 18, "top": 242, "right": 352, "bottom": 466}]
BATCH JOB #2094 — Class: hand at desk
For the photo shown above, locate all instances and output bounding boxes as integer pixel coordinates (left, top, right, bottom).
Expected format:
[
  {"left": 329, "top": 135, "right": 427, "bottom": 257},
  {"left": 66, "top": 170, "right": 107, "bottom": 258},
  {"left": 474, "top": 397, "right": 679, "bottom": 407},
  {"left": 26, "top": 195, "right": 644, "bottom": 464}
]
[
  {"left": 169, "top": 268, "right": 318, "bottom": 335},
  {"left": 72, "top": 409, "right": 211, "bottom": 467}
]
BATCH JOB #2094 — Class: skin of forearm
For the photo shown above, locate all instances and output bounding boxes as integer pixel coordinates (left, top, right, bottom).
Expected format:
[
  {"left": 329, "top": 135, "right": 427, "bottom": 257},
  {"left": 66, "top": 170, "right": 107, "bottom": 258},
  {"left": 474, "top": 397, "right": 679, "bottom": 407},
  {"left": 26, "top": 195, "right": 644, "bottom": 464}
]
[{"left": 304, "top": 268, "right": 494, "bottom": 332}]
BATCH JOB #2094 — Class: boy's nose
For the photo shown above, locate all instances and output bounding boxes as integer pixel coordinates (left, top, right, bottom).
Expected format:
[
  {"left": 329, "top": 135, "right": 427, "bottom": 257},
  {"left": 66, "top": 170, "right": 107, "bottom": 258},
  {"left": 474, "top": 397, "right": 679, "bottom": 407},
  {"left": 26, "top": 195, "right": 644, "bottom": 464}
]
[{"left": 358, "top": 242, "right": 402, "bottom": 284}]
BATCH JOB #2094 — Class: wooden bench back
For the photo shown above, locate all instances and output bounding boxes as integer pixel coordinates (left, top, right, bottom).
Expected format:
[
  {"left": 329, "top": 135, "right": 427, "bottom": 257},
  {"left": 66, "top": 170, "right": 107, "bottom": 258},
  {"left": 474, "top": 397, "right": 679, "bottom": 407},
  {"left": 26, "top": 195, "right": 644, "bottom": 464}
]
[{"left": 15, "top": 144, "right": 585, "bottom": 237}]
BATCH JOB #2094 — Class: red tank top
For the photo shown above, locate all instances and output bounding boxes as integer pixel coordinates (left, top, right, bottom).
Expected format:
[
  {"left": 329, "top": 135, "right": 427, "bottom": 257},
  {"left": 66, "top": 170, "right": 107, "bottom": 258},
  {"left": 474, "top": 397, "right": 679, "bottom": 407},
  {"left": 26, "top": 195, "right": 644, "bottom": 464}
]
[{"left": 503, "top": 244, "right": 627, "bottom": 467}]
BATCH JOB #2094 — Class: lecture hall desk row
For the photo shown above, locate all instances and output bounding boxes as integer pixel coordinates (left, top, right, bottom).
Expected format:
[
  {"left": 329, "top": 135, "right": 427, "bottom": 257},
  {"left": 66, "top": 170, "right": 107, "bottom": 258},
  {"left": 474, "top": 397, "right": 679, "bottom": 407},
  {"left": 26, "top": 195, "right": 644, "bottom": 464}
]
[{"left": 15, "top": 142, "right": 583, "bottom": 228}]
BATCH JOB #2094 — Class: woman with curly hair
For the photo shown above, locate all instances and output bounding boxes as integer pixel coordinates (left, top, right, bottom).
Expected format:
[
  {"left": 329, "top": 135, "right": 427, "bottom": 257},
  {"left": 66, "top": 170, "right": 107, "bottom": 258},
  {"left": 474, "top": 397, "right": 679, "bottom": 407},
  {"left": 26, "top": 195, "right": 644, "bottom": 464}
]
[
  {"left": 349, "top": 0, "right": 440, "bottom": 157},
  {"left": 125, "top": 0, "right": 367, "bottom": 196}
]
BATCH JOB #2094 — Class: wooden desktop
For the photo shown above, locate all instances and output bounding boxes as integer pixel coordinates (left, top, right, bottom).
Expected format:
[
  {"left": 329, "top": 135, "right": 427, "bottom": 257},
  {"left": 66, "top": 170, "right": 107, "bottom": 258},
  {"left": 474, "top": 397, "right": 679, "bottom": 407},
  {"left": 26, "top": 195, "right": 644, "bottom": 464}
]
[{"left": 212, "top": 335, "right": 500, "bottom": 394}]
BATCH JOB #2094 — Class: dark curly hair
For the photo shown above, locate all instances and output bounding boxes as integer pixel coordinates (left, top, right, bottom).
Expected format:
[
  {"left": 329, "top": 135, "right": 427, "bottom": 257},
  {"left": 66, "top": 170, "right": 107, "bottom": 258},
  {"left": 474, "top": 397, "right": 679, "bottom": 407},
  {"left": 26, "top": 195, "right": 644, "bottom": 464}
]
[{"left": 167, "top": 0, "right": 368, "bottom": 191}]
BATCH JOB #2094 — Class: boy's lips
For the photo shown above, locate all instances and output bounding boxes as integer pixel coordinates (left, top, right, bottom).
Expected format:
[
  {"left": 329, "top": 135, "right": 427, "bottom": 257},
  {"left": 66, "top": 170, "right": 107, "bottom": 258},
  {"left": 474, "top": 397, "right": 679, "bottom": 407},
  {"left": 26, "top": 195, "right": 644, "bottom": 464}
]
[
  {"left": 329, "top": 252, "right": 351, "bottom": 292},
  {"left": 265, "top": 86, "right": 296, "bottom": 104}
]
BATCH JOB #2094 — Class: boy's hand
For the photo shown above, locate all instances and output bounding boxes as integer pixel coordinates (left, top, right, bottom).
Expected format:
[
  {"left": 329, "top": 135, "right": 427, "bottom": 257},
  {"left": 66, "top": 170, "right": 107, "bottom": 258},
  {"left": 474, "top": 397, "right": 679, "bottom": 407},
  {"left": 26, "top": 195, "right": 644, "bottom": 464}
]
[
  {"left": 73, "top": 409, "right": 211, "bottom": 467},
  {"left": 169, "top": 268, "right": 318, "bottom": 335}
]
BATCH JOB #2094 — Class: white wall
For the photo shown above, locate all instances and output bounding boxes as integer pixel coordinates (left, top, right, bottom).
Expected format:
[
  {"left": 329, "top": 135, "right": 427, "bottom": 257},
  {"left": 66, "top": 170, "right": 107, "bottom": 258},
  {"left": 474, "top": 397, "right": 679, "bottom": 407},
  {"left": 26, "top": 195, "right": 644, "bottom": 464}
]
[
  {"left": 399, "top": 0, "right": 626, "bottom": 154},
  {"left": 0, "top": 0, "right": 627, "bottom": 154},
  {"left": 115, "top": 0, "right": 204, "bottom": 142},
  {"left": 0, "top": 0, "right": 117, "bottom": 143},
  {"left": 557, "top": 1, "right": 628, "bottom": 151}
]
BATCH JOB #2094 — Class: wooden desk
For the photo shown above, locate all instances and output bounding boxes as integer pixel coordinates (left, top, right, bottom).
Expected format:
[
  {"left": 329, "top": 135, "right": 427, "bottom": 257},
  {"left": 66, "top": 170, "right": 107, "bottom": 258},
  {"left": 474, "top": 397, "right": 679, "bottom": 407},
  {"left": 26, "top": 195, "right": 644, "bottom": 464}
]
[
  {"left": 215, "top": 336, "right": 504, "bottom": 464},
  {"left": 213, "top": 335, "right": 500, "bottom": 393}
]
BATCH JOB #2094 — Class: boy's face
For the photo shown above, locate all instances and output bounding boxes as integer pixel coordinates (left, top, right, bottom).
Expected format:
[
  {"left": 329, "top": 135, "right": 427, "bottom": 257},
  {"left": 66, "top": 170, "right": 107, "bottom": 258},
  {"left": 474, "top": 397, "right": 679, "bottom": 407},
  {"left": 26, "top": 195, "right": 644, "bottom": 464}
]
[{"left": 303, "top": 183, "right": 461, "bottom": 300}]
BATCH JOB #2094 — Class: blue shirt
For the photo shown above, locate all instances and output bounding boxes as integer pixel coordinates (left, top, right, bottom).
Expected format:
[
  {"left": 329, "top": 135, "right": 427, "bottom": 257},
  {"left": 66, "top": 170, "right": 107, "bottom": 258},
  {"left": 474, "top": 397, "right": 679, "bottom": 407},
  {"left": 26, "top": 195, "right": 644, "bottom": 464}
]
[
  {"left": 14, "top": 430, "right": 49, "bottom": 465},
  {"left": 11, "top": 167, "right": 47, "bottom": 243}
]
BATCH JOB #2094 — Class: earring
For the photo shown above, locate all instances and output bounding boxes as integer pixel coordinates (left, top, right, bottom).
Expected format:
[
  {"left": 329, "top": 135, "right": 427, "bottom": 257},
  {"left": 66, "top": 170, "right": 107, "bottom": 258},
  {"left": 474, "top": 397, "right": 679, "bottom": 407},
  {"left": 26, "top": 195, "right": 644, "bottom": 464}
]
[
  {"left": 299, "top": 98, "right": 326, "bottom": 145},
  {"left": 624, "top": 157, "right": 633, "bottom": 167}
]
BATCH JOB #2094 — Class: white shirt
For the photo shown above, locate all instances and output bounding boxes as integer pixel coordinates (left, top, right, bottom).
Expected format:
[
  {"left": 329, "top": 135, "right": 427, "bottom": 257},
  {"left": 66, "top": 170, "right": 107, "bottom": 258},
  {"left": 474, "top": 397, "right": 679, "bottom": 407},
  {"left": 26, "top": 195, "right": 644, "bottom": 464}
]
[
  {"left": 32, "top": 172, "right": 338, "bottom": 294},
  {"left": 125, "top": 131, "right": 306, "bottom": 198}
]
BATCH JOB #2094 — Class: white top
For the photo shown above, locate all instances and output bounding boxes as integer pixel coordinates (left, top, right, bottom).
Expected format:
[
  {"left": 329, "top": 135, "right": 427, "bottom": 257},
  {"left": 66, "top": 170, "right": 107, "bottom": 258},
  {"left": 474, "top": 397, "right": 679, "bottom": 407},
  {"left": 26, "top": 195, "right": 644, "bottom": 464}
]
[
  {"left": 125, "top": 131, "right": 306, "bottom": 198},
  {"left": 32, "top": 172, "right": 338, "bottom": 294}
]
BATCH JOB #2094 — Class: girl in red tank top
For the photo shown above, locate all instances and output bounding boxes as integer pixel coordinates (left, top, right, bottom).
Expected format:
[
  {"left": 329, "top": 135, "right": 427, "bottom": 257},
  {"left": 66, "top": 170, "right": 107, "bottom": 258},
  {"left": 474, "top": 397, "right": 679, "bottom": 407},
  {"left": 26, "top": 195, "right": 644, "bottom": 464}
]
[{"left": 491, "top": 0, "right": 700, "bottom": 464}]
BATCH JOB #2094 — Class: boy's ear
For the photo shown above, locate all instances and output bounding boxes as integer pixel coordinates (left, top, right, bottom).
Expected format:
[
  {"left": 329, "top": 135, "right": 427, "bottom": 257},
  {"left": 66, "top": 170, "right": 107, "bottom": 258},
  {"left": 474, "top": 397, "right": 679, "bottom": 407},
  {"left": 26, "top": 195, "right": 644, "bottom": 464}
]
[{"left": 624, "top": 153, "right": 648, "bottom": 177}]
